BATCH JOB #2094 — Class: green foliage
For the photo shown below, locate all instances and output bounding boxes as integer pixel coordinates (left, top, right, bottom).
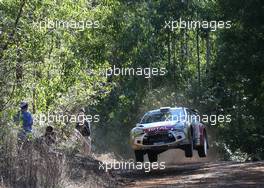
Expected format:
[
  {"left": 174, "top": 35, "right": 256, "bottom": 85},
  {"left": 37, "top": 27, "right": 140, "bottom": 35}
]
[{"left": 208, "top": 0, "right": 264, "bottom": 159}]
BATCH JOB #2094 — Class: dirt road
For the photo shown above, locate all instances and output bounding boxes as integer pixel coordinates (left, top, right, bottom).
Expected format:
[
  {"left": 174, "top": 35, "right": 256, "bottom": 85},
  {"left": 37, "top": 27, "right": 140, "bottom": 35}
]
[
  {"left": 119, "top": 161, "right": 264, "bottom": 188},
  {"left": 64, "top": 152, "right": 264, "bottom": 188}
]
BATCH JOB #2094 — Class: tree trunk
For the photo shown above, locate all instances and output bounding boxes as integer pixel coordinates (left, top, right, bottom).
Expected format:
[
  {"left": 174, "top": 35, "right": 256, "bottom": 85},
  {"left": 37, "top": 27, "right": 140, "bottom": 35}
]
[
  {"left": 196, "top": 29, "right": 201, "bottom": 89},
  {"left": 205, "top": 31, "right": 210, "bottom": 74},
  {"left": 168, "top": 32, "right": 171, "bottom": 66}
]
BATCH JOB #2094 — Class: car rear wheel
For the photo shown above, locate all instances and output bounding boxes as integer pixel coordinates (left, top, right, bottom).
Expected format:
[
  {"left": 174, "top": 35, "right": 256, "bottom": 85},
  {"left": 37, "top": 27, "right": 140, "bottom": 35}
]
[
  {"left": 198, "top": 135, "right": 208, "bottom": 157},
  {"left": 148, "top": 151, "right": 158, "bottom": 162},
  {"left": 135, "top": 150, "right": 144, "bottom": 162}
]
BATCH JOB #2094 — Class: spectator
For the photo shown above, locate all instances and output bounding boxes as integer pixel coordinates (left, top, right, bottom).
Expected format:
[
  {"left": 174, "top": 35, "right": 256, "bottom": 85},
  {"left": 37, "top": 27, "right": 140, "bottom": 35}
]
[
  {"left": 14, "top": 101, "right": 33, "bottom": 142},
  {"left": 76, "top": 108, "right": 91, "bottom": 155},
  {"left": 44, "top": 126, "right": 56, "bottom": 146},
  {"left": 76, "top": 108, "right": 91, "bottom": 137}
]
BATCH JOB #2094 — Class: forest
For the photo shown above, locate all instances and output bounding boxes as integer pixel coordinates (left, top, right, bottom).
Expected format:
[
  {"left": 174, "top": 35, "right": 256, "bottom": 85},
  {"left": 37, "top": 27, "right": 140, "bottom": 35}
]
[{"left": 0, "top": 0, "right": 263, "bottom": 187}]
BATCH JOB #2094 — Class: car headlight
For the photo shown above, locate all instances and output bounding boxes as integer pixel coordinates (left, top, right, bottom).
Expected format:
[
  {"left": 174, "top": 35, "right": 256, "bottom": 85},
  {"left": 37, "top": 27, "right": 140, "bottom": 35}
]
[{"left": 131, "top": 127, "right": 144, "bottom": 136}]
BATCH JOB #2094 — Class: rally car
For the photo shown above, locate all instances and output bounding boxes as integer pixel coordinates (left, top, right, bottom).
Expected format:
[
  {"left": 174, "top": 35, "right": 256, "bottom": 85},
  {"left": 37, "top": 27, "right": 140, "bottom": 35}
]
[{"left": 130, "top": 107, "right": 208, "bottom": 162}]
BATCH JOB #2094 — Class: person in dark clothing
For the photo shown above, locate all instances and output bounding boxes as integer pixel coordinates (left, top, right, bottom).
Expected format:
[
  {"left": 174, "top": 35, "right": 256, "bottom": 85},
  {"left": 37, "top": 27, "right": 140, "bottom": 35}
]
[
  {"left": 14, "top": 101, "right": 33, "bottom": 141},
  {"left": 76, "top": 108, "right": 91, "bottom": 137},
  {"left": 75, "top": 108, "right": 91, "bottom": 154},
  {"left": 44, "top": 126, "right": 56, "bottom": 146}
]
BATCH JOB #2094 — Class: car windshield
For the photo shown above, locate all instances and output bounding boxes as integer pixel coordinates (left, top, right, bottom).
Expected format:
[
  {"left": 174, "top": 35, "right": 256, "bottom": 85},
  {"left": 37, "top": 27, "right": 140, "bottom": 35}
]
[{"left": 141, "top": 109, "right": 185, "bottom": 124}]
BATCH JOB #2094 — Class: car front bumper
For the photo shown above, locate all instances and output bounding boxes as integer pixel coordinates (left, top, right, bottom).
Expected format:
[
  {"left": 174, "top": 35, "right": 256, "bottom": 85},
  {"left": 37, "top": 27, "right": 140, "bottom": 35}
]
[{"left": 130, "top": 130, "right": 190, "bottom": 150}]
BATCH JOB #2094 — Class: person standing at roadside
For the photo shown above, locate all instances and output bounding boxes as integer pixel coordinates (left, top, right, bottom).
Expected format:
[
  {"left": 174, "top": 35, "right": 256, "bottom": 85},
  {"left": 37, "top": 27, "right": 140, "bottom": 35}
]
[
  {"left": 75, "top": 108, "right": 91, "bottom": 155},
  {"left": 14, "top": 101, "right": 33, "bottom": 142},
  {"left": 76, "top": 108, "right": 91, "bottom": 138}
]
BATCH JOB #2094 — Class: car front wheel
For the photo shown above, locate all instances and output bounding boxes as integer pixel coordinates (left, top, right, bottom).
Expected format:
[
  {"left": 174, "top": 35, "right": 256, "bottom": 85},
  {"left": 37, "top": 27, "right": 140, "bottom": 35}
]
[
  {"left": 185, "top": 132, "right": 194, "bottom": 157},
  {"left": 135, "top": 150, "right": 144, "bottom": 162},
  {"left": 184, "top": 143, "right": 193, "bottom": 157},
  {"left": 148, "top": 151, "right": 158, "bottom": 162}
]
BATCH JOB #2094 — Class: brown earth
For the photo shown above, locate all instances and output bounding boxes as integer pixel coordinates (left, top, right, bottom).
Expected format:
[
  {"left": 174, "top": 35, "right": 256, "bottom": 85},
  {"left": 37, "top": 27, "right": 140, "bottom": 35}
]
[
  {"left": 63, "top": 151, "right": 264, "bottom": 188},
  {"left": 119, "top": 161, "right": 264, "bottom": 188},
  {"left": 115, "top": 150, "right": 264, "bottom": 188}
]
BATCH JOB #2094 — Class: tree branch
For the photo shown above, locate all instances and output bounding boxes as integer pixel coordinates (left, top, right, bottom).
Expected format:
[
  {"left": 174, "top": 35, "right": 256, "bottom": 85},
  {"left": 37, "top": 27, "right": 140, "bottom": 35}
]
[{"left": 0, "top": 0, "right": 27, "bottom": 60}]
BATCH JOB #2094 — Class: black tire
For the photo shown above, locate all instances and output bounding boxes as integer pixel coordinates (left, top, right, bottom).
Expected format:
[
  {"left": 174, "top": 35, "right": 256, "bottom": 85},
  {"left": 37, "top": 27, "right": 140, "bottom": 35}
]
[
  {"left": 184, "top": 143, "right": 193, "bottom": 157},
  {"left": 185, "top": 128, "right": 193, "bottom": 157},
  {"left": 148, "top": 151, "right": 158, "bottom": 162},
  {"left": 135, "top": 150, "right": 144, "bottom": 162},
  {"left": 197, "top": 135, "right": 208, "bottom": 158}
]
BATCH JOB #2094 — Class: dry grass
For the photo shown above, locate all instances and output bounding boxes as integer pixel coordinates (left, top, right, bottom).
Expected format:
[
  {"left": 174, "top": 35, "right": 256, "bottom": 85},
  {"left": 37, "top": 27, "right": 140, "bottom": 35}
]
[
  {"left": 0, "top": 131, "right": 65, "bottom": 188},
  {"left": 0, "top": 130, "right": 120, "bottom": 188}
]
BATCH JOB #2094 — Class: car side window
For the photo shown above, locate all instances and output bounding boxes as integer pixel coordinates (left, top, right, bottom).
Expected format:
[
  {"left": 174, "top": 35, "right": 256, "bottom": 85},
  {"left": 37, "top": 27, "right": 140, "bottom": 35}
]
[
  {"left": 191, "top": 112, "right": 196, "bottom": 123},
  {"left": 192, "top": 111, "right": 200, "bottom": 124},
  {"left": 186, "top": 109, "right": 192, "bottom": 123},
  {"left": 186, "top": 109, "right": 198, "bottom": 124}
]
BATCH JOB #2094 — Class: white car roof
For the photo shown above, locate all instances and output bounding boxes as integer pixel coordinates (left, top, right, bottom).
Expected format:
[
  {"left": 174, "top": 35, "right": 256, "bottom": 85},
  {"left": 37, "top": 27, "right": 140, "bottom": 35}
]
[{"left": 147, "top": 107, "right": 186, "bottom": 113}]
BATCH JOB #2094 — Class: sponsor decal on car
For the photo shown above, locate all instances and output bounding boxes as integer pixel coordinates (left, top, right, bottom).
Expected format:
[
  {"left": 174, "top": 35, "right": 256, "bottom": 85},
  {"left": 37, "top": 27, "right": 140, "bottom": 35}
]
[{"left": 144, "top": 126, "right": 175, "bottom": 134}]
